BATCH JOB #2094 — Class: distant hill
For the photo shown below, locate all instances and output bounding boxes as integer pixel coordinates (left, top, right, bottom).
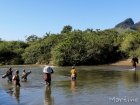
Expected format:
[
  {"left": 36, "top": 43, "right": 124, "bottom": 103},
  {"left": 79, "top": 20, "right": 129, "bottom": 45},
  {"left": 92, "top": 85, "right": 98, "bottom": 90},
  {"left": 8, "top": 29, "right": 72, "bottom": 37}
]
[
  {"left": 131, "top": 21, "right": 140, "bottom": 30},
  {"left": 114, "top": 18, "right": 140, "bottom": 33},
  {"left": 115, "top": 18, "right": 134, "bottom": 29}
]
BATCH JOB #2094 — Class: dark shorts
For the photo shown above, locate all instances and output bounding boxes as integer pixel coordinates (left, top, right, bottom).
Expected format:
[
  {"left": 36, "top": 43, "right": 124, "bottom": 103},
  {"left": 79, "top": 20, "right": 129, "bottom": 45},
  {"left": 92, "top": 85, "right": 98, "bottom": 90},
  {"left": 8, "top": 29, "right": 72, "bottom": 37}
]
[
  {"left": 44, "top": 73, "right": 51, "bottom": 82},
  {"left": 71, "top": 76, "right": 76, "bottom": 81},
  {"left": 8, "top": 75, "right": 12, "bottom": 82},
  {"left": 133, "top": 63, "right": 136, "bottom": 67}
]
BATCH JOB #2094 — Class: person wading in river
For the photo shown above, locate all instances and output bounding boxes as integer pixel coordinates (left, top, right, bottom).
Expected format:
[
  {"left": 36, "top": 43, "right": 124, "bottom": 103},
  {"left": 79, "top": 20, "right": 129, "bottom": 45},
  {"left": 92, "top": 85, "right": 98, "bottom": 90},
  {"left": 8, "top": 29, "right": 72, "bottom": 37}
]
[
  {"left": 13, "top": 70, "right": 20, "bottom": 87},
  {"left": 21, "top": 69, "right": 31, "bottom": 82},
  {"left": 70, "top": 66, "right": 77, "bottom": 81},
  {"left": 2, "top": 67, "right": 13, "bottom": 82},
  {"left": 43, "top": 66, "right": 54, "bottom": 86},
  {"left": 131, "top": 56, "right": 139, "bottom": 70}
]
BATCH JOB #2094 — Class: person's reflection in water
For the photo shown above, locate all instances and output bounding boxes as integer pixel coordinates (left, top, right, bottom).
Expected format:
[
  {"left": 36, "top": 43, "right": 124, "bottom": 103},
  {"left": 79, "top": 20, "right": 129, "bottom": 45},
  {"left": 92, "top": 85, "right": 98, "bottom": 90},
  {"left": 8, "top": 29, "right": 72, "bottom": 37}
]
[
  {"left": 70, "top": 80, "right": 76, "bottom": 92},
  {"left": 44, "top": 86, "right": 54, "bottom": 105},
  {"left": 1, "top": 79, "right": 13, "bottom": 96},
  {"left": 132, "top": 70, "right": 139, "bottom": 83},
  {"left": 6, "top": 86, "right": 14, "bottom": 96},
  {"left": 14, "top": 87, "right": 20, "bottom": 104}
]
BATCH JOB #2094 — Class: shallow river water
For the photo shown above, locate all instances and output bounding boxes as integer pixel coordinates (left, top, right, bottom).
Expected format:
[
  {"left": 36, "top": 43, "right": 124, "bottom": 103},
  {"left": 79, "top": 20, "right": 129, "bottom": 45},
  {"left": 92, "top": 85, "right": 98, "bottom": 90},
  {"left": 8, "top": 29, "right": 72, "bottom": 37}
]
[{"left": 0, "top": 65, "right": 140, "bottom": 105}]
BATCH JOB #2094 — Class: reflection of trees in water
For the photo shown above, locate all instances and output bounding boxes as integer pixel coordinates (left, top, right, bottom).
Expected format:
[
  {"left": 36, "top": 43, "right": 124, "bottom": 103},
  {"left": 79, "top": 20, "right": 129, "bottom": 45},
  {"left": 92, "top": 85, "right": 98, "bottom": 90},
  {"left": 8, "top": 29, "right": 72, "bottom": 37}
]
[
  {"left": 78, "top": 70, "right": 121, "bottom": 85},
  {"left": 14, "top": 87, "right": 20, "bottom": 103},
  {"left": 44, "top": 86, "right": 54, "bottom": 105},
  {"left": 56, "top": 70, "right": 121, "bottom": 95},
  {"left": 122, "top": 71, "right": 140, "bottom": 88}
]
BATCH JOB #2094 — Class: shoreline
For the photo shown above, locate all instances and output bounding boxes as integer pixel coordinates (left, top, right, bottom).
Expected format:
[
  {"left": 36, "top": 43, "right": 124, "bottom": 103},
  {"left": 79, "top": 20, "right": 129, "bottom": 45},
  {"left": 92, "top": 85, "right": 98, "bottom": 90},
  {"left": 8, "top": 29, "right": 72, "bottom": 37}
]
[
  {"left": 0, "top": 59, "right": 138, "bottom": 67},
  {"left": 110, "top": 58, "right": 139, "bottom": 66}
]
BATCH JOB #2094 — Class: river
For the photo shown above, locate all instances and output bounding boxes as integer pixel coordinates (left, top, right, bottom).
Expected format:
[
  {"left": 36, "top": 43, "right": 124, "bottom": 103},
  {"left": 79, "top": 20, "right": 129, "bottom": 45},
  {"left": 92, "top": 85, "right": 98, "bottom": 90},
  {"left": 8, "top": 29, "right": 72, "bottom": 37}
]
[{"left": 0, "top": 65, "right": 140, "bottom": 105}]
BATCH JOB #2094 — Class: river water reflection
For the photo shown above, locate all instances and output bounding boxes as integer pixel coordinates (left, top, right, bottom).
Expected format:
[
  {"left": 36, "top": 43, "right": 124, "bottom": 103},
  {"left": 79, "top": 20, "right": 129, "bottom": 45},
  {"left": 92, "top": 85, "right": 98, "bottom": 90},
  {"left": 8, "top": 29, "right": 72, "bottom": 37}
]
[{"left": 0, "top": 65, "right": 140, "bottom": 105}]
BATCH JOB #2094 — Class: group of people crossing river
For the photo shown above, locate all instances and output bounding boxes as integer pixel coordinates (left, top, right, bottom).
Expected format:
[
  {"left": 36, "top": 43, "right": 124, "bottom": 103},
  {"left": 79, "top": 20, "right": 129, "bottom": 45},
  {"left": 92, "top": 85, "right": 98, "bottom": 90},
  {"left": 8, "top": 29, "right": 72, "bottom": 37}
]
[
  {"left": 1, "top": 55, "right": 140, "bottom": 87},
  {"left": 2, "top": 67, "right": 31, "bottom": 87},
  {"left": 1, "top": 66, "right": 77, "bottom": 87}
]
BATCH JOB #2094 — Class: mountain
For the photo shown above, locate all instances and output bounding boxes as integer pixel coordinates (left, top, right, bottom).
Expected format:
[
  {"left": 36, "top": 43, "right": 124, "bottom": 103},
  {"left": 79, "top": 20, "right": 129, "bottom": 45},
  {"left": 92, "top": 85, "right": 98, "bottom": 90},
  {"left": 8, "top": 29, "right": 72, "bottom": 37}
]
[
  {"left": 114, "top": 18, "right": 140, "bottom": 33},
  {"left": 115, "top": 18, "right": 134, "bottom": 29},
  {"left": 130, "top": 21, "right": 140, "bottom": 30}
]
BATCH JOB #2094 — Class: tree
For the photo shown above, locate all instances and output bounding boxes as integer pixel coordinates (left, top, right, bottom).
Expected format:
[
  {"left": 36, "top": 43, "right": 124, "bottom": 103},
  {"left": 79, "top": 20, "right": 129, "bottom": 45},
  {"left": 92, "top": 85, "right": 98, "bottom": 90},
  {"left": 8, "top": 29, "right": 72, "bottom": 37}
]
[
  {"left": 120, "top": 32, "right": 140, "bottom": 57},
  {"left": 61, "top": 25, "right": 72, "bottom": 34},
  {"left": 0, "top": 41, "right": 27, "bottom": 64},
  {"left": 26, "top": 35, "right": 40, "bottom": 43}
]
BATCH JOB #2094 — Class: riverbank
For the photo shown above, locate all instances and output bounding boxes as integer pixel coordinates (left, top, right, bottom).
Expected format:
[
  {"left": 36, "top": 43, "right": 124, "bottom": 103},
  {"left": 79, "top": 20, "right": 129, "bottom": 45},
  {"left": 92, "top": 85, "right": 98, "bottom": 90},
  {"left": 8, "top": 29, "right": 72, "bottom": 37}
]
[
  {"left": 0, "top": 64, "right": 57, "bottom": 69},
  {"left": 0, "top": 64, "right": 44, "bottom": 68},
  {"left": 110, "top": 58, "right": 140, "bottom": 66},
  {"left": 0, "top": 58, "right": 139, "bottom": 67}
]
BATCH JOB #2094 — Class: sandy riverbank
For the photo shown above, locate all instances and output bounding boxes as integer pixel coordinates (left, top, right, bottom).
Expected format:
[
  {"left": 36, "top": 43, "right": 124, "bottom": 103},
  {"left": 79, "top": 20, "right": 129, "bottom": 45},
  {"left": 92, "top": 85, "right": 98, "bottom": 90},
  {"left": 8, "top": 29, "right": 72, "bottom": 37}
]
[{"left": 111, "top": 58, "right": 140, "bottom": 66}]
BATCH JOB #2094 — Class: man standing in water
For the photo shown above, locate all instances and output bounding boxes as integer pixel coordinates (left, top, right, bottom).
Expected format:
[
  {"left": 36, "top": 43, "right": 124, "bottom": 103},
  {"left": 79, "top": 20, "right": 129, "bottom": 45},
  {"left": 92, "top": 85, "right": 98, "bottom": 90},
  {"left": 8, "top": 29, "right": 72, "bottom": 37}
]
[
  {"left": 43, "top": 65, "right": 54, "bottom": 86},
  {"left": 131, "top": 56, "right": 139, "bottom": 70},
  {"left": 13, "top": 70, "right": 20, "bottom": 87},
  {"left": 2, "top": 67, "right": 13, "bottom": 82},
  {"left": 70, "top": 66, "right": 77, "bottom": 81},
  {"left": 21, "top": 69, "right": 31, "bottom": 82}
]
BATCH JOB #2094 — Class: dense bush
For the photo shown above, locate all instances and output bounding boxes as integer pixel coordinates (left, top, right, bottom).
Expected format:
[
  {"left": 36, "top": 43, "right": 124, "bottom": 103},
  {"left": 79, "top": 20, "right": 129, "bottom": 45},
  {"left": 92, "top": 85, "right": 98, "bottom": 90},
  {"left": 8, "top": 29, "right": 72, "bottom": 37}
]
[
  {"left": 1, "top": 26, "right": 140, "bottom": 66},
  {"left": 0, "top": 41, "right": 28, "bottom": 65}
]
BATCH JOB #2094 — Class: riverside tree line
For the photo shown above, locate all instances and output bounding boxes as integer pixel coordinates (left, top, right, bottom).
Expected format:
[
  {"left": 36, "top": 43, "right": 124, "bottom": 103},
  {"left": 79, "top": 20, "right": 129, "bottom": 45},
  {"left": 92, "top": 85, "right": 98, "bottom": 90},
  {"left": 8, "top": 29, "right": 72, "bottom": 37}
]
[{"left": 1, "top": 25, "right": 140, "bottom": 66}]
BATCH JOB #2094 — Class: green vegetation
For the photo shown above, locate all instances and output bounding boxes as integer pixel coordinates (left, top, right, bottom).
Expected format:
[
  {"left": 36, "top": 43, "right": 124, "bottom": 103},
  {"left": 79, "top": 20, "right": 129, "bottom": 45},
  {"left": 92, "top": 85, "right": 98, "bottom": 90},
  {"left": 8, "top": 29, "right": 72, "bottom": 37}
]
[
  {"left": 0, "top": 41, "right": 28, "bottom": 65},
  {"left": 1, "top": 24, "right": 140, "bottom": 66}
]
